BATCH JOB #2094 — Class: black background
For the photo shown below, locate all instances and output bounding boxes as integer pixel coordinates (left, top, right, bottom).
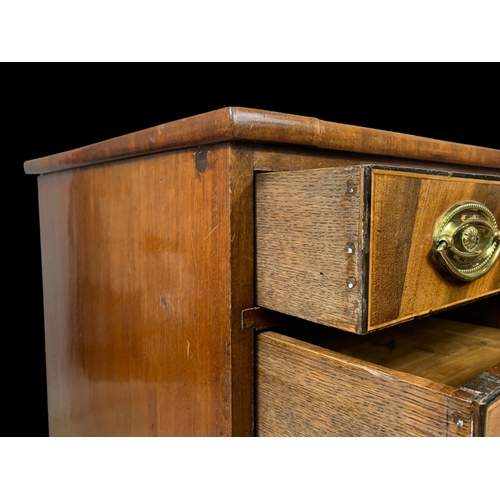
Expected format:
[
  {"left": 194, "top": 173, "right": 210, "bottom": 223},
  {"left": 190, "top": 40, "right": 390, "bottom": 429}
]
[{"left": 9, "top": 67, "right": 499, "bottom": 436}]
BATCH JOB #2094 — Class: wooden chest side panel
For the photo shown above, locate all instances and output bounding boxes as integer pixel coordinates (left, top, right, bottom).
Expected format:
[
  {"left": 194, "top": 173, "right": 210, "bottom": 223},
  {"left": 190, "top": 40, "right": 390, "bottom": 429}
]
[
  {"left": 369, "top": 171, "right": 500, "bottom": 330},
  {"left": 38, "top": 146, "right": 239, "bottom": 436},
  {"left": 228, "top": 146, "right": 256, "bottom": 436},
  {"left": 256, "top": 332, "right": 473, "bottom": 437},
  {"left": 256, "top": 167, "right": 365, "bottom": 333}
]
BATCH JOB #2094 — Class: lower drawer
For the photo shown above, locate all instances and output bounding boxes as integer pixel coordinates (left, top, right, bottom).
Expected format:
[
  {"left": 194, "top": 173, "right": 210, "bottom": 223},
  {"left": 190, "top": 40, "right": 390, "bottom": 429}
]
[{"left": 256, "top": 317, "right": 500, "bottom": 436}]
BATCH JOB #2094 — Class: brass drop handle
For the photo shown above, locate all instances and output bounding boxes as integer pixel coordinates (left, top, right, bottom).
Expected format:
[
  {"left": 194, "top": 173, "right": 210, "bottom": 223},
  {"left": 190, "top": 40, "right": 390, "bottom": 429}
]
[{"left": 432, "top": 201, "right": 500, "bottom": 282}]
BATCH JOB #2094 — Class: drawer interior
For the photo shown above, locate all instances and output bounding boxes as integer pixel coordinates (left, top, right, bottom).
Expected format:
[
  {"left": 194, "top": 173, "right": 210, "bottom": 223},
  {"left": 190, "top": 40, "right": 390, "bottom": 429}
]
[{"left": 271, "top": 316, "right": 500, "bottom": 388}]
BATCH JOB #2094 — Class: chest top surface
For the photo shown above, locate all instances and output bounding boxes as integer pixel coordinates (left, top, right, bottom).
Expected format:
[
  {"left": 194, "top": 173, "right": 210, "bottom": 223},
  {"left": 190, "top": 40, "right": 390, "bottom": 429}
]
[{"left": 24, "top": 107, "right": 500, "bottom": 175}]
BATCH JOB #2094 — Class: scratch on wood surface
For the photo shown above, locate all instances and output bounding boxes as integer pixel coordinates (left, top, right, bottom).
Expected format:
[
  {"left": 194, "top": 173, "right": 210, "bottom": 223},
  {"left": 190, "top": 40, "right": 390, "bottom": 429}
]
[
  {"left": 159, "top": 292, "right": 169, "bottom": 311},
  {"left": 204, "top": 224, "right": 219, "bottom": 240},
  {"left": 186, "top": 341, "right": 196, "bottom": 359},
  {"left": 190, "top": 223, "right": 198, "bottom": 271}
]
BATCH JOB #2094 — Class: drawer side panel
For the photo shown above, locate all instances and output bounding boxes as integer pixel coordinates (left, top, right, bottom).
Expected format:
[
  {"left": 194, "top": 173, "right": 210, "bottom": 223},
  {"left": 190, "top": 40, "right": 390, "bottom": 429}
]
[
  {"left": 256, "top": 332, "right": 473, "bottom": 437},
  {"left": 256, "top": 167, "right": 365, "bottom": 333}
]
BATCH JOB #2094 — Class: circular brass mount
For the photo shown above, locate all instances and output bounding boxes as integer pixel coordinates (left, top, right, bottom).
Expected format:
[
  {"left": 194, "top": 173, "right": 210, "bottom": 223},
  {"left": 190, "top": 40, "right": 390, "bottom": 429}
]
[{"left": 432, "top": 201, "right": 500, "bottom": 282}]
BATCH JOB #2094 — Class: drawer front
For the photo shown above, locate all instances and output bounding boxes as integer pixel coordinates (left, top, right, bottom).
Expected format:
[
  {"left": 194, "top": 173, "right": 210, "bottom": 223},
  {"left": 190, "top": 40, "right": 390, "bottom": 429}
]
[
  {"left": 256, "top": 318, "right": 500, "bottom": 437},
  {"left": 256, "top": 166, "right": 500, "bottom": 334},
  {"left": 486, "top": 397, "right": 500, "bottom": 437},
  {"left": 369, "top": 170, "right": 500, "bottom": 330}
]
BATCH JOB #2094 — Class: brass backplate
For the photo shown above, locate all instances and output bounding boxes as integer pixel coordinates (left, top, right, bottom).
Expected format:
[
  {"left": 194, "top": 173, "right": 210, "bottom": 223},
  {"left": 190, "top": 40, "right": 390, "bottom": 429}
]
[{"left": 432, "top": 201, "right": 500, "bottom": 282}]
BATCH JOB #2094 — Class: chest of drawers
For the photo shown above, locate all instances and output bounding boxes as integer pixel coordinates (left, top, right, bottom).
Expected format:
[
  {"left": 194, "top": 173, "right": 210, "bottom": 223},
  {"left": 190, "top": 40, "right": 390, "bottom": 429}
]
[{"left": 25, "top": 108, "right": 500, "bottom": 436}]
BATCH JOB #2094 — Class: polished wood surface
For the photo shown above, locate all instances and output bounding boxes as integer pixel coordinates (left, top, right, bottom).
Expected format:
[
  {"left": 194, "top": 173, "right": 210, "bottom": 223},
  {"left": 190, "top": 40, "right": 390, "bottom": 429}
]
[
  {"left": 227, "top": 146, "right": 256, "bottom": 435},
  {"left": 485, "top": 397, "right": 500, "bottom": 437},
  {"left": 256, "top": 321, "right": 485, "bottom": 437},
  {"left": 249, "top": 144, "right": 500, "bottom": 176},
  {"left": 38, "top": 144, "right": 254, "bottom": 436},
  {"left": 29, "top": 109, "right": 500, "bottom": 437},
  {"left": 256, "top": 166, "right": 365, "bottom": 333},
  {"left": 369, "top": 170, "right": 500, "bottom": 330},
  {"left": 24, "top": 108, "right": 500, "bottom": 175}
]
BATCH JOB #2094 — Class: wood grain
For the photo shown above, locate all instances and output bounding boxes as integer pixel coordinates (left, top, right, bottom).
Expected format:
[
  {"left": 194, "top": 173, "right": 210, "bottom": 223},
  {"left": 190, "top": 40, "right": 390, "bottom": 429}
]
[
  {"left": 485, "top": 398, "right": 500, "bottom": 437},
  {"left": 24, "top": 107, "right": 500, "bottom": 175},
  {"left": 256, "top": 166, "right": 366, "bottom": 333},
  {"left": 38, "top": 144, "right": 253, "bottom": 436},
  {"left": 369, "top": 170, "right": 500, "bottom": 330},
  {"left": 256, "top": 328, "right": 477, "bottom": 437},
  {"left": 248, "top": 144, "right": 500, "bottom": 176},
  {"left": 282, "top": 317, "right": 500, "bottom": 388},
  {"left": 227, "top": 146, "right": 256, "bottom": 436},
  {"left": 256, "top": 165, "right": 499, "bottom": 334},
  {"left": 28, "top": 111, "right": 500, "bottom": 437}
]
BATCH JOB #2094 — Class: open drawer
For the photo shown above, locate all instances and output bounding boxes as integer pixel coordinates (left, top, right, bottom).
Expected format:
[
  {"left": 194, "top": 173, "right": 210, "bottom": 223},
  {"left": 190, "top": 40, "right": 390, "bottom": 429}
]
[
  {"left": 256, "top": 166, "right": 500, "bottom": 334},
  {"left": 256, "top": 316, "right": 500, "bottom": 436}
]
